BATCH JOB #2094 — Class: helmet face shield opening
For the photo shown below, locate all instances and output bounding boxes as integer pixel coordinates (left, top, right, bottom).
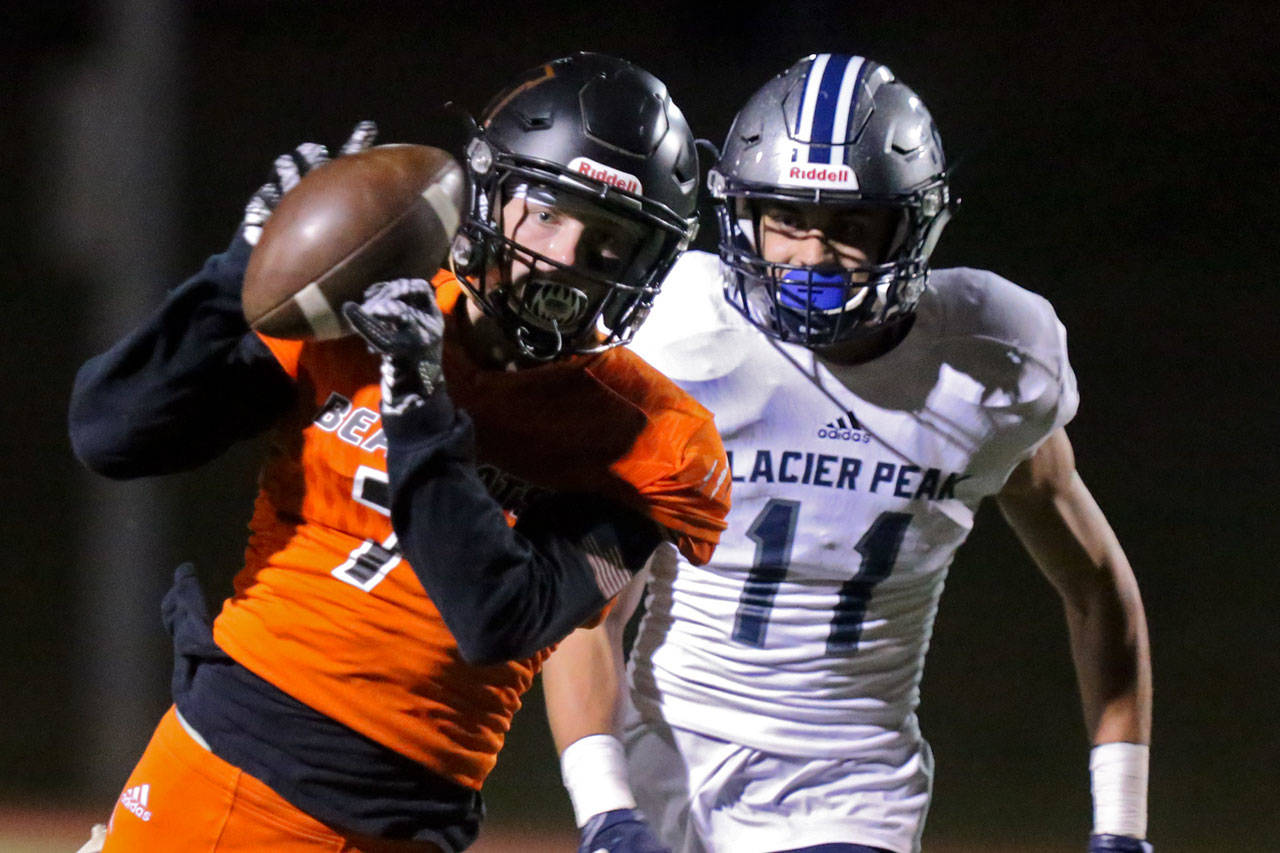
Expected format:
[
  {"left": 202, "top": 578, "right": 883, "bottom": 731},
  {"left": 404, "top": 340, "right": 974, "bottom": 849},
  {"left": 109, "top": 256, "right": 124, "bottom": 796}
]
[
  {"left": 728, "top": 241, "right": 899, "bottom": 346},
  {"left": 737, "top": 196, "right": 908, "bottom": 258},
  {"left": 457, "top": 152, "right": 688, "bottom": 359},
  {"left": 718, "top": 188, "right": 935, "bottom": 346},
  {"left": 499, "top": 182, "right": 668, "bottom": 291}
]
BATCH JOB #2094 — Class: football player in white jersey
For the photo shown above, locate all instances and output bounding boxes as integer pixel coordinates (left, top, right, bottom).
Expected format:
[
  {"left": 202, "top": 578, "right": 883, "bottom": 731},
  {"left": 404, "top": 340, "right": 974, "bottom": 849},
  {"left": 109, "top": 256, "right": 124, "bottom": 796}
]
[{"left": 541, "top": 54, "right": 1153, "bottom": 853}]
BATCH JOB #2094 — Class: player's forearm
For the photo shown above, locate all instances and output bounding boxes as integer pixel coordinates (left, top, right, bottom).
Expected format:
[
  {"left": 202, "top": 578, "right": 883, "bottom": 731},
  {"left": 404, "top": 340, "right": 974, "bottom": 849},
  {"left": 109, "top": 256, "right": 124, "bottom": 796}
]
[
  {"left": 543, "top": 611, "right": 646, "bottom": 832},
  {"left": 385, "top": 396, "right": 662, "bottom": 664},
  {"left": 69, "top": 248, "right": 292, "bottom": 477},
  {"left": 544, "top": 572, "right": 643, "bottom": 750},
  {"left": 1071, "top": 562, "right": 1153, "bottom": 847},
  {"left": 385, "top": 392, "right": 596, "bottom": 662},
  {"left": 997, "top": 441, "right": 1152, "bottom": 744},
  {"left": 543, "top": 623, "right": 628, "bottom": 752},
  {"left": 1000, "top": 438, "right": 1153, "bottom": 844},
  {"left": 1062, "top": 553, "right": 1152, "bottom": 745}
]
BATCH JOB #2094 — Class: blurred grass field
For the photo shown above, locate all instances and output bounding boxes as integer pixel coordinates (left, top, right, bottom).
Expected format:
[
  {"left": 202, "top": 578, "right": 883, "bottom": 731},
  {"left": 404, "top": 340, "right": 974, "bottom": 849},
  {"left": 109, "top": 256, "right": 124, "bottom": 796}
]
[
  {"left": 0, "top": 809, "right": 585, "bottom": 852},
  {"left": 0, "top": 807, "right": 1088, "bottom": 853}
]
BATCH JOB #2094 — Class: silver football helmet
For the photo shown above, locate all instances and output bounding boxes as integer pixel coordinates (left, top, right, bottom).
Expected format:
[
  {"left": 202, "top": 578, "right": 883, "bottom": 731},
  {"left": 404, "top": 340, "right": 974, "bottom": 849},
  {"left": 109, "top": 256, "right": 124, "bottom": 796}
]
[{"left": 710, "top": 54, "right": 954, "bottom": 345}]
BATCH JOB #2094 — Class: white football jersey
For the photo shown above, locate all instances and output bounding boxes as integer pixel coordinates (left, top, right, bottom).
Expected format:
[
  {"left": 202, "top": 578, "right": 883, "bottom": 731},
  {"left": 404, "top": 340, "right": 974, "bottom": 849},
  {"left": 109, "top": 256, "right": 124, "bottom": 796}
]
[{"left": 627, "top": 250, "right": 1078, "bottom": 757}]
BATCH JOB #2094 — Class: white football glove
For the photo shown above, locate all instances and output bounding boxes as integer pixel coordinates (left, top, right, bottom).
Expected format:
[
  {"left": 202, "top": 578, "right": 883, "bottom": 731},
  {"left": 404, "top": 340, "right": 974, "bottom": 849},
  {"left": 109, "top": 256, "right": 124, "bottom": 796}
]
[
  {"left": 237, "top": 119, "right": 379, "bottom": 248},
  {"left": 343, "top": 278, "right": 446, "bottom": 414}
]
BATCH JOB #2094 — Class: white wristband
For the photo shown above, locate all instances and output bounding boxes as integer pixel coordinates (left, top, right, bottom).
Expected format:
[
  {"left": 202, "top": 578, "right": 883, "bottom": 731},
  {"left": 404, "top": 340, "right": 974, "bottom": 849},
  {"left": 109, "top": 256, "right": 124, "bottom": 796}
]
[
  {"left": 1090, "top": 742, "right": 1149, "bottom": 837},
  {"left": 560, "top": 734, "right": 636, "bottom": 827}
]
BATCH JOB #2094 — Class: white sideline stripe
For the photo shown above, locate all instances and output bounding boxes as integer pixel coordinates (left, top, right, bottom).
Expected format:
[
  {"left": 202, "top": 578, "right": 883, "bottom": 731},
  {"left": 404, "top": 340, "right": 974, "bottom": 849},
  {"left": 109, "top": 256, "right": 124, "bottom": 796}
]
[
  {"left": 793, "top": 53, "right": 830, "bottom": 163},
  {"left": 422, "top": 183, "right": 460, "bottom": 239},
  {"left": 296, "top": 281, "right": 345, "bottom": 340}
]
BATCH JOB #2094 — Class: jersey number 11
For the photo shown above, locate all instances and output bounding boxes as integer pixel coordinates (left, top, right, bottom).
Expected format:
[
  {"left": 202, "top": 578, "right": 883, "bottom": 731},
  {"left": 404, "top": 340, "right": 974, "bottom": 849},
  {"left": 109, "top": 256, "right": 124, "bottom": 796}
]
[{"left": 732, "top": 500, "right": 911, "bottom": 654}]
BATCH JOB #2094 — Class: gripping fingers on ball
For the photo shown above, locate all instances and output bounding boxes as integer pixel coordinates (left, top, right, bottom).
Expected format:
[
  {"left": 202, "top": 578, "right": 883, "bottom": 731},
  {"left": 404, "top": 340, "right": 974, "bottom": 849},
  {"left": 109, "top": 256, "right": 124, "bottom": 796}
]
[
  {"left": 343, "top": 280, "right": 444, "bottom": 361},
  {"left": 240, "top": 182, "right": 282, "bottom": 247},
  {"left": 361, "top": 279, "right": 445, "bottom": 331},
  {"left": 342, "top": 302, "right": 412, "bottom": 355},
  {"left": 275, "top": 141, "right": 331, "bottom": 192},
  {"left": 340, "top": 120, "right": 379, "bottom": 156},
  {"left": 236, "top": 143, "right": 322, "bottom": 248},
  {"left": 237, "top": 125, "right": 375, "bottom": 249},
  {"left": 342, "top": 299, "right": 442, "bottom": 356},
  {"left": 343, "top": 301, "right": 444, "bottom": 402},
  {"left": 245, "top": 182, "right": 281, "bottom": 220},
  {"left": 263, "top": 121, "right": 375, "bottom": 202}
]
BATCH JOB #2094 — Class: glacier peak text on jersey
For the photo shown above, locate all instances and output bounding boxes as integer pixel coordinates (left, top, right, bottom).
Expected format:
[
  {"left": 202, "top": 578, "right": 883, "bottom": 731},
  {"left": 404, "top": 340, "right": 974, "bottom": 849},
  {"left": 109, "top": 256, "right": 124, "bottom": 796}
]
[{"left": 726, "top": 448, "right": 969, "bottom": 501}]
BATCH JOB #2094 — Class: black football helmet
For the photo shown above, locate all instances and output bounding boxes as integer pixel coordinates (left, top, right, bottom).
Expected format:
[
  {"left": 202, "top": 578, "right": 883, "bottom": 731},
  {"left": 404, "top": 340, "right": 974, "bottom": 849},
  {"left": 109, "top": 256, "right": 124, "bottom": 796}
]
[
  {"left": 711, "top": 54, "right": 954, "bottom": 346},
  {"left": 450, "top": 52, "right": 699, "bottom": 360}
]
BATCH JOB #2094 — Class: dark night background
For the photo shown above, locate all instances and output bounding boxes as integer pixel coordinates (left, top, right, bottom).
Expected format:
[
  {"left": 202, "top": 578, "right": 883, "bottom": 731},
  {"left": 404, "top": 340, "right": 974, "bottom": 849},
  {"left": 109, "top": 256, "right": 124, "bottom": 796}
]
[{"left": 2, "top": 1, "right": 1276, "bottom": 850}]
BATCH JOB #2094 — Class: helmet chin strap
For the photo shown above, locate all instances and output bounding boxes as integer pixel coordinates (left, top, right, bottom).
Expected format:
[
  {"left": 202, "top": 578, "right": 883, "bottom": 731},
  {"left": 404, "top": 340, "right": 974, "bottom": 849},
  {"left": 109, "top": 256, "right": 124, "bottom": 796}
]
[{"left": 514, "top": 321, "right": 563, "bottom": 362}]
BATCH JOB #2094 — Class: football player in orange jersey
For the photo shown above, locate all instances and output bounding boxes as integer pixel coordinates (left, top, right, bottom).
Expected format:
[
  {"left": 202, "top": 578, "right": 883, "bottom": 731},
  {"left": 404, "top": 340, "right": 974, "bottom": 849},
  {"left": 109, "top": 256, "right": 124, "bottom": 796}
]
[{"left": 68, "top": 53, "right": 727, "bottom": 853}]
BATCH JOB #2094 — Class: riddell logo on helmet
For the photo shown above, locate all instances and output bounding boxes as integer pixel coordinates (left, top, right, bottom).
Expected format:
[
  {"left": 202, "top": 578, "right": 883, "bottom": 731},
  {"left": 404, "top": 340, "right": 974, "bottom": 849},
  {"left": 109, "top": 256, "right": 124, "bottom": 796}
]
[
  {"left": 779, "top": 164, "right": 859, "bottom": 189},
  {"left": 569, "top": 157, "right": 642, "bottom": 194}
]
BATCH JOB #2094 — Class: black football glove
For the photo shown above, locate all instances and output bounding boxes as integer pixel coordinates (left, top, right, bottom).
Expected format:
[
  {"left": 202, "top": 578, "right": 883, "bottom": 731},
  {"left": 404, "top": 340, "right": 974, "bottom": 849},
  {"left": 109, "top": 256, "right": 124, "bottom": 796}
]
[
  {"left": 1089, "top": 834, "right": 1153, "bottom": 853},
  {"left": 577, "top": 809, "right": 669, "bottom": 853},
  {"left": 343, "top": 278, "right": 446, "bottom": 414},
  {"left": 233, "top": 119, "right": 379, "bottom": 250}
]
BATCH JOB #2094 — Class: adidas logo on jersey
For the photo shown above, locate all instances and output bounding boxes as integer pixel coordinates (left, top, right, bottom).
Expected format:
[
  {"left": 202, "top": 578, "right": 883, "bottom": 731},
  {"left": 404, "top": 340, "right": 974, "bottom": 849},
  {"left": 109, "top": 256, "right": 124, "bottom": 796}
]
[
  {"left": 817, "top": 409, "right": 870, "bottom": 443},
  {"left": 119, "top": 783, "right": 152, "bottom": 822}
]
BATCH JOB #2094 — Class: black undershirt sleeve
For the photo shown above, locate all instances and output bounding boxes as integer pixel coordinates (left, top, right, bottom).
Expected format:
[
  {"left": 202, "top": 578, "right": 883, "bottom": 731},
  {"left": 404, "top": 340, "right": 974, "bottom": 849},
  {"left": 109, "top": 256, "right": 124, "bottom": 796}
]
[
  {"left": 384, "top": 392, "right": 664, "bottom": 665},
  {"left": 68, "top": 241, "right": 295, "bottom": 478}
]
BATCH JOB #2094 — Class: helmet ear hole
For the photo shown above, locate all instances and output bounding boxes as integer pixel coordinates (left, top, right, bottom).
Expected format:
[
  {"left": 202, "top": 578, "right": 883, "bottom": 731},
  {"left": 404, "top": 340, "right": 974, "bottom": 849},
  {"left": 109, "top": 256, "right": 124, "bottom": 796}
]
[
  {"left": 466, "top": 138, "right": 494, "bottom": 175},
  {"left": 919, "top": 207, "right": 952, "bottom": 263},
  {"left": 449, "top": 233, "right": 479, "bottom": 275}
]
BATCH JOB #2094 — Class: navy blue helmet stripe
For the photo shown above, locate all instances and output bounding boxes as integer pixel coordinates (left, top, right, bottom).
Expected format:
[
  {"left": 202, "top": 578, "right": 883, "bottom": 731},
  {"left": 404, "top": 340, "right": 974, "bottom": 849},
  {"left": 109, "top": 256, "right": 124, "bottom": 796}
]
[{"left": 808, "top": 54, "right": 851, "bottom": 163}]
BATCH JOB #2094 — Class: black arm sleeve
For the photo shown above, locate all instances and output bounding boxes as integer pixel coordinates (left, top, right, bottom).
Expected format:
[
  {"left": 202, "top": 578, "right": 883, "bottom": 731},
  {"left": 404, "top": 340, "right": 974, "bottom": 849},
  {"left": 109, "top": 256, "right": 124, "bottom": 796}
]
[
  {"left": 384, "top": 393, "right": 664, "bottom": 665},
  {"left": 68, "top": 241, "right": 296, "bottom": 479}
]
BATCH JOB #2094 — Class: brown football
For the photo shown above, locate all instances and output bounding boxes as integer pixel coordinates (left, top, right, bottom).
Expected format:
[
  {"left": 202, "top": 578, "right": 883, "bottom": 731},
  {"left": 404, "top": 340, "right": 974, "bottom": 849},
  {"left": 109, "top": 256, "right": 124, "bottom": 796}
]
[{"left": 243, "top": 144, "right": 466, "bottom": 340}]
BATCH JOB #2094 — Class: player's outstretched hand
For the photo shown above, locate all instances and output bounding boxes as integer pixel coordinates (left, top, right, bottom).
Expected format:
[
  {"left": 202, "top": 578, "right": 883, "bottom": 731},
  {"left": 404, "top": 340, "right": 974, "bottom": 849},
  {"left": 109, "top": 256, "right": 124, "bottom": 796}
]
[
  {"left": 578, "top": 809, "right": 669, "bottom": 853},
  {"left": 1089, "top": 834, "right": 1153, "bottom": 853},
  {"left": 235, "top": 119, "right": 379, "bottom": 249},
  {"left": 343, "top": 278, "right": 446, "bottom": 414}
]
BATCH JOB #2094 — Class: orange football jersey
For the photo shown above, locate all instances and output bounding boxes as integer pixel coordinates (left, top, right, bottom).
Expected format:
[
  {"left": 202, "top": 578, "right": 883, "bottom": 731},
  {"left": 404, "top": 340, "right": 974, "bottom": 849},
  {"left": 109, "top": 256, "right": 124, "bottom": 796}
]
[{"left": 212, "top": 272, "right": 729, "bottom": 790}]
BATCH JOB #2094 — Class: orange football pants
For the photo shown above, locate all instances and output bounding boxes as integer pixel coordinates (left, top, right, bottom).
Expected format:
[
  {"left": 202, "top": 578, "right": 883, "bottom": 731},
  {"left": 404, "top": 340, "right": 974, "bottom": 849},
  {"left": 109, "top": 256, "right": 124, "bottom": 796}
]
[{"left": 101, "top": 706, "right": 444, "bottom": 853}]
